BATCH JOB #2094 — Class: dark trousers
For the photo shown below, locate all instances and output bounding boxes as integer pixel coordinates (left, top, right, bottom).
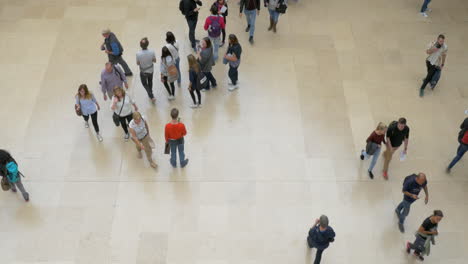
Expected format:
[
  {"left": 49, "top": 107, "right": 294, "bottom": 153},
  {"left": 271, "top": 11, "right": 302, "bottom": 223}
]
[
  {"left": 448, "top": 143, "right": 468, "bottom": 169},
  {"left": 119, "top": 113, "right": 133, "bottom": 134},
  {"left": 82, "top": 111, "right": 99, "bottom": 133},
  {"left": 109, "top": 55, "right": 132, "bottom": 75},
  {"left": 186, "top": 18, "right": 198, "bottom": 48},
  {"left": 190, "top": 88, "right": 202, "bottom": 104},
  {"left": 163, "top": 76, "right": 175, "bottom": 96},
  {"left": 140, "top": 72, "right": 154, "bottom": 99},
  {"left": 228, "top": 65, "right": 239, "bottom": 85},
  {"left": 203, "top": 71, "right": 217, "bottom": 90},
  {"left": 307, "top": 239, "right": 326, "bottom": 264},
  {"left": 420, "top": 60, "right": 438, "bottom": 90},
  {"left": 221, "top": 16, "right": 227, "bottom": 43}
]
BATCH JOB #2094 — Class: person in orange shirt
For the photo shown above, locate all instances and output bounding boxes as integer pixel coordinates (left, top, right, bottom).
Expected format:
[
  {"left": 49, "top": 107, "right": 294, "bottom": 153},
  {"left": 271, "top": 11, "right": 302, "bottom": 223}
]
[{"left": 165, "top": 108, "right": 189, "bottom": 168}]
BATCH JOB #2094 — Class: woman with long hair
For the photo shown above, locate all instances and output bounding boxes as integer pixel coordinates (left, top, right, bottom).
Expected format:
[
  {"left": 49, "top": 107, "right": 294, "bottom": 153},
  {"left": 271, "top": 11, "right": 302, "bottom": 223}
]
[
  {"left": 196, "top": 37, "right": 217, "bottom": 91},
  {"left": 187, "top": 54, "right": 202, "bottom": 108},
  {"left": 165, "top": 32, "right": 181, "bottom": 86},
  {"left": 223, "top": 34, "right": 242, "bottom": 91},
  {"left": 111, "top": 86, "right": 138, "bottom": 141},
  {"left": 160, "top": 46, "right": 178, "bottom": 100},
  {"left": 360, "top": 122, "right": 387, "bottom": 179},
  {"left": 75, "top": 84, "right": 103, "bottom": 141}
]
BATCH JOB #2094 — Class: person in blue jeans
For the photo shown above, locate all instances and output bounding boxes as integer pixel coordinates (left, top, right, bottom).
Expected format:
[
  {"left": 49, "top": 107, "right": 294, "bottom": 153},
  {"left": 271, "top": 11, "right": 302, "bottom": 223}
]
[
  {"left": 307, "top": 215, "right": 336, "bottom": 264},
  {"left": 447, "top": 117, "right": 468, "bottom": 172},
  {"left": 395, "top": 173, "right": 429, "bottom": 233},
  {"left": 420, "top": 0, "right": 432, "bottom": 17},
  {"left": 239, "top": 0, "right": 260, "bottom": 44},
  {"left": 360, "top": 122, "right": 387, "bottom": 179},
  {"left": 164, "top": 108, "right": 189, "bottom": 168},
  {"left": 264, "top": 0, "right": 283, "bottom": 33}
]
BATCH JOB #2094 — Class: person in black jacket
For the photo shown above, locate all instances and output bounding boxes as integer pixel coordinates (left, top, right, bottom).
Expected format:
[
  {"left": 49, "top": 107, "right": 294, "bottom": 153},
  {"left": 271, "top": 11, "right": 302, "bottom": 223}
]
[
  {"left": 307, "top": 215, "right": 336, "bottom": 264},
  {"left": 100, "top": 29, "right": 133, "bottom": 76},
  {"left": 181, "top": 0, "right": 203, "bottom": 51},
  {"left": 239, "top": 0, "right": 260, "bottom": 44},
  {"left": 447, "top": 117, "right": 468, "bottom": 172}
]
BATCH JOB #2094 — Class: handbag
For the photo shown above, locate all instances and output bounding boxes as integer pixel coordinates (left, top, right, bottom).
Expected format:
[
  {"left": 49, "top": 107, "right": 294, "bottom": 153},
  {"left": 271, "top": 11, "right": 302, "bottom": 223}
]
[
  {"left": 1, "top": 176, "right": 10, "bottom": 191},
  {"left": 164, "top": 142, "right": 170, "bottom": 154},
  {"left": 75, "top": 103, "right": 82, "bottom": 116},
  {"left": 112, "top": 96, "right": 126, "bottom": 126},
  {"left": 166, "top": 58, "right": 179, "bottom": 78},
  {"left": 276, "top": 0, "right": 287, "bottom": 13}
]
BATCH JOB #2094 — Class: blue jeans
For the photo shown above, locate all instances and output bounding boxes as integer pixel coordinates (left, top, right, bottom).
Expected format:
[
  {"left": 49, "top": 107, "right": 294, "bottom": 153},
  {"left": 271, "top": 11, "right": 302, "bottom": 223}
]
[
  {"left": 421, "top": 0, "right": 431, "bottom": 12},
  {"left": 362, "top": 147, "right": 381, "bottom": 172},
  {"left": 209, "top": 36, "right": 220, "bottom": 61},
  {"left": 396, "top": 200, "right": 412, "bottom": 224},
  {"left": 244, "top": 9, "right": 257, "bottom": 37},
  {"left": 448, "top": 143, "right": 468, "bottom": 169},
  {"left": 169, "top": 138, "right": 186, "bottom": 167},
  {"left": 268, "top": 9, "right": 280, "bottom": 23},
  {"left": 430, "top": 67, "right": 441, "bottom": 87},
  {"left": 175, "top": 58, "right": 181, "bottom": 84}
]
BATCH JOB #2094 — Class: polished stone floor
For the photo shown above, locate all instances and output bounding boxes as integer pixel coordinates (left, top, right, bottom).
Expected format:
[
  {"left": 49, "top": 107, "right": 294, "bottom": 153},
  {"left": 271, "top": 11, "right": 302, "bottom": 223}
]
[{"left": 0, "top": 0, "right": 468, "bottom": 263}]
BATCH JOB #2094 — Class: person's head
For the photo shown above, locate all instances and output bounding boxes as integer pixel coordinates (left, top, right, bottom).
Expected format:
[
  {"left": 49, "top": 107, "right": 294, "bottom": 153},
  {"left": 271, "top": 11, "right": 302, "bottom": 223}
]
[
  {"left": 201, "top": 37, "right": 212, "bottom": 49},
  {"left": 210, "top": 4, "right": 218, "bottom": 15},
  {"left": 415, "top": 173, "right": 427, "bottom": 185},
  {"left": 187, "top": 54, "right": 200, "bottom": 72},
  {"left": 228, "top": 34, "right": 239, "bottom": 45},
  {"left": 132, "top": 111, "right": 142, "bottom": 124},
  {"left": 431, "top": 210, "right": 444, "bottom": 223},
  {"left": 217, "top": 0, "right": 225, "bottom": 4},
  {"left": 376, "top": 122, "right": 387, "bottom": 135},
  {"left": 102, "top": 28, "right": 111, "bottom": 38},
  {"left": 105, "top": 62, "right": 113, "bottom": 72},
  {"left": 113, "top": 86, "right": 125, "bottom": 98},
  {"left": 397, "top": 117, "right": 407, "bottom": 131},
  {"left": 77, "top": 84, "right": 92, "bottom": 99},
  {"left": 170, "top": 108, "right": 179, "bottom": 120},
  {"left": 437, "top": 34, "right": 445, "bottom": 46},
  {"left": 166, "top": 31, "right": 176, "bottom": 44},
  {"left": 319, "top": 215, "right": 329, "bottom": 229},
  {"left": 161, "top": 46, "right": 171, "bottom": 59},
  {"left": 140, "top": 37, "right": 149, "bottom": 50}
]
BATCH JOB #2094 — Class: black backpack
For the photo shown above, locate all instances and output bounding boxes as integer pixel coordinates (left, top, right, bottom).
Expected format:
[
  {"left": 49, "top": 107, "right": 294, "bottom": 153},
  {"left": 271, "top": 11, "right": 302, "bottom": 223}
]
[{"left": 179, "top": 0, "right": 186, "bottom": 15}]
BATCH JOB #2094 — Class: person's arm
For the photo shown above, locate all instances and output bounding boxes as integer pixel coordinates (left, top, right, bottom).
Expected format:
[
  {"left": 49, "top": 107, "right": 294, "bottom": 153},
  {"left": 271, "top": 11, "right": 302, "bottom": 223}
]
[
  {"left": 182, "top": 124, "right": 187, "bottom": 136},
  {"left": 256, "top": 0, "right": 261, "bottom": 11},
  {"left": 196, "top": 0, "right": 202, "bottom": 6},
  {"left": 418, "top": 225, "right": 438, "bottom": 235},
  {"left": 117, "top": 66, "right": 128, "bottom": 85},
  {"left": 441, "top": 52, "right": 447, "bottom": 68},
  {"left": 152, "top": 52, "right": 157, "bottom": 63},
  {"left": 224, "top": 2, "right": 228, "bottom": 16},
  {"left": 92, "top": 94, "right": 100, "bottom": 110},
  {"left": 204, "top": 17, "right": 210, "bottom": 30},
  {"left": 426, "top": 42, "right": 439, "bottom": 55},
  {"left": 109, "top": 42, "right": 121, "bottom": 55},
  {"left": 239, "top": 0, "right": 244, "bottom": 14},
  {"left": 366, "top": 132, "right": 373, "bottom": 143},
  {"left": 461, "top": 118, "right": 468, "bottom": 130},
  {"left": 403, "top": 128, "right": 409, "bottom": 153},
  {"left": 225, "top": 52, "right": 238, "bottom": 61},
  {"left": 423, "top": 185, "right": 429, "bottom": 204},
  {"left": 75, "top": 96, "right": 80, "bottom": 109},
  {"left": 111, "top": 96, "right": 118, "bottom": 111},
  {"left": 165, "top": 126, "right": 169, "bottom": 143},
  {"left": 144, "top": 120, "right": 150, "bottom": 135},
  {"left": 130, "top": 96, "right": 138, "bottom": 112},
  {"left": 100, "top": 73, "right": 107, "bottom": 95},
  {"left": 264, "top": 0, "right": 268, "bottom": 7},
  {"left": 129, "top": 128, "right": 143, "bottom": 148}
]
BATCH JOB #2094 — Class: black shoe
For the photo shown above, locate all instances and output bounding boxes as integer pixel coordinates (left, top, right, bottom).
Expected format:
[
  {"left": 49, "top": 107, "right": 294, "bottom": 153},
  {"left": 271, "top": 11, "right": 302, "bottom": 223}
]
[
  {"left": 125, "top": 72, "right": 133, "bottom": 77},
  {"left": 398, "top": 223, "right": 405, "bottom": 233},
  {"left": 368, "top": 170, "right": 374, "bottom": 179},
  {"left": 249, "top": 36, "right": 254, "bottom": 44},
  {"left": 414, "top": 253, "right": 424, "bottom": 261},
  {"left": 406, "top": 242, "right": 411, "bottom": 254},
  {"left": 446, "top": 167, "right": 451, "bottom": 173},
  {"left": 245, "top": 25, "right": 250, "bottom": 32},
  {"left": 220, "top": 42, "right": 225, "bottom": 47},
  {"left": 360, "top": 151, "right": 364, "bottom": 160}
]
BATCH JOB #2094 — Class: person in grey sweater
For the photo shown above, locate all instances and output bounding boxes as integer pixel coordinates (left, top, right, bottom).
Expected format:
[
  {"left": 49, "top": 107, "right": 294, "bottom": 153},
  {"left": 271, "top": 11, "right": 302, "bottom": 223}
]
[
  {"left": 100, "top": 62, "right": 128, "bottom": 101},
  {"left": 196, "top": 37, "right": 217, "bottom": 91}
]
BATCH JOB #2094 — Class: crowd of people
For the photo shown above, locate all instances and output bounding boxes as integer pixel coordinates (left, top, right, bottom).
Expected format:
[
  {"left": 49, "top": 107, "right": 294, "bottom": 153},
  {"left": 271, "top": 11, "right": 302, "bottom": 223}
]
[{"left": 1, "top": 0, "right": 467, "bottom": 263}]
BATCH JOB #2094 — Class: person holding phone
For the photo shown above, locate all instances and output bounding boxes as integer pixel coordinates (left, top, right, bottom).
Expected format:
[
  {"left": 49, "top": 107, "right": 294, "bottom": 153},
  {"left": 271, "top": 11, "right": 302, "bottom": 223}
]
[
  {"left": 395, "top": 173, "right": 429, "bottom": 233},
  {"left": 307, "top": 215, "right": 336, "bottom": 264},
  {"left": 419, "top": 34, "right": 447, "bottom": 97}
]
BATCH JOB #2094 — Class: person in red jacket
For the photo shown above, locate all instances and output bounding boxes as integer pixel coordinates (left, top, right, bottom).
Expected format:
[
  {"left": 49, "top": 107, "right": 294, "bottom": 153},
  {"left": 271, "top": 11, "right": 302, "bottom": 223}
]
[
  {"left": 165, "top": 108, "right": 189, "bottom": 168},
  {"left": 446, "top": 117, "right": 468, "bottom": 172},
  {"left": 360, "top": 122, "right": 387, "bottom": 179},
  {"left": 204, "top": 4, "right": 225, "bottom": 61}
]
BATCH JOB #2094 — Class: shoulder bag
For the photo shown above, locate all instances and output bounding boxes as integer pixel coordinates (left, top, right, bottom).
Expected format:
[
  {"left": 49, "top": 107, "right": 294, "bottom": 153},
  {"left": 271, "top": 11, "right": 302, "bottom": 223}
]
[
  {"left": 75, "top": 98, "right": 82, "bottom": 116},
  {"left": 112, "top": 96, "right": 125, "bottom": 126},
  {"left": 276, "top": 0, "right": 287, "bottom": 14}
]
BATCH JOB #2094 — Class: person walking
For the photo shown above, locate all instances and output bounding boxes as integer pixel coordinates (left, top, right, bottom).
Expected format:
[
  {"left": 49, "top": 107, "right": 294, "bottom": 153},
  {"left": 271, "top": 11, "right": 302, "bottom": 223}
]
[
  {"left": 136, "top": 37, "right": 156, "bottom": 103},
  {"left": 0, "top": 150, "right": 29, "bottom": 202},
  {"left": 383, "top": 118, "right": 410, "bottom": 179},
  {"left": 129, "top": 112, "right": 157, "bottom": 168},
  {"left": 100, "top": 62, "right": 128, "bottom": 101},
  {"left": 75, "top": 84, "right": 103, "bottom": 141},
  {"left": 165, "top": 32, "right": 182, "bottom": 86},
  {"left": 165, "top": 108, "right": 189, "bottom": 168},
  {"left": 239, "top": 0, "right": 261, "bottom": 44},
  {"left": 111, "top": 86, "right": 139, "bottom": 141},
  {"left": 446, "top": 117, "right": 468, "bottom": 172},
  {"left": 223, "top": 34, "right": 242, "bottom": 91},
  {"left": 395, "top": 173, "right": 429, "bottom": 233},
  {"left": 180, "top": 0, "right": 203, "bottom": 51},
  {"left": 406, "top": 210, "right": 443, "bottom": 261},
  {"left": 307, "top": 215, "right": 336, "bottom": 264},
  {"left": 239, "top": 0, "right": 260, "bottom": 44},
  {"left": 160, "top": 46, "right": 179, "bottom": 100},
  {"left": 264, "top": 0, "right": 285, "bottom": 33},
  {"left": 212, "top": 0, "right": 228, "bottom": 47},
  {"left": 187, "top": 54, "right": 203, "bottom": 108},
  {"left": 100, "top": 29, "right": 132, "bottom": 76},
  {"left": 204, "top": 4, "right": 225, "bottom": 61},
  {"left": 197, "top": 37, "right": 217, "bottom": 91},
  {"left": 419, "top": 34, "right": 447, "bottom": 97},
  {"left": 420, "top": 0, "right": 432, "bottom": 18},
  {"left": 360, "top": 122, "right": 387, "bottom": 179}
]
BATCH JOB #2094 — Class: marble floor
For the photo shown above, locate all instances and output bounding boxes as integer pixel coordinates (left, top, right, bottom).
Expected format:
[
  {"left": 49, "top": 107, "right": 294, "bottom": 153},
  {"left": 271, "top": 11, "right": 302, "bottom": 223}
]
[{"left": 1, "top": 0, "right": 468, "bottom": 263}]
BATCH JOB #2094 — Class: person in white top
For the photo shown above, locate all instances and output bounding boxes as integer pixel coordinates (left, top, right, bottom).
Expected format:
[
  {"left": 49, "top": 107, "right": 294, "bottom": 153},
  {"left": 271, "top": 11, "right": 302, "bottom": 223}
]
[
  {"left": 160, "top": 47, "right": 178, "bottom": 100},
  {"left": 136, "top": 37, "right": 157, "bottom": 103},
  {"left": 165, "top": 32, "right": 181, "bottom": 86},
  {"left": 129, "top": 112, "right": 157, "bottom": 168},
  {"left": 419, "top": 34, "right": 447, "bottom": 97},
  {"left": 111, "top": 86, "right": 139, "bottom": 141}
]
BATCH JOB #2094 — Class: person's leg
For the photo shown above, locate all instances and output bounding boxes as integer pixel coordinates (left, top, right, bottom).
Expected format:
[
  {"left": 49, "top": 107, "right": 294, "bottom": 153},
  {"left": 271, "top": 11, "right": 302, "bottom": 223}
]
[
  {"left": 430, "top": 68, "right": 441, "bottom": 88},
  {"left": 186, "top": 18, "right": 197, "bottom": 49},
  {"left": 175, "top": 58, "right": 181, "bottom": 84},
  {"left": 196, "top": 89, "right": 202, "bottom": 105},
  {"left": 82, "top": 114, "right": 90, "bottom": 128},
  {"left": 211, "top": 37, "right": 220, "bottom": 61},
  {"left": 178, "top": 141, "right": 188, "bottom": 167},
  {"left": 448, "top": 144, "right": 468, "bottom": 169},
  {"left": 268, "top": 9, "right": 274, "bottom": 30},
  {"left": 314, "top": 248, "right": 324, "bottom": 264},
  {"left": 163, "top": 77, "right": 172, "bottom": 95},
  {"left": 119, "top": 115, "right": 129, "bottom": 134},
  {"left": 249, "top": 10, "right": 257, "bottom": 37},
  {"left": 141, "top": 136, "right": 153, "bottom": 163},
  {"left": 228, "top": 65, "right": 235, "bottom": 85},
  {"left": 148, "top": 72, "right": 154, "bottom": 98},
  {"left": 272, "top": 11, "right": 279, "bottom": 32},
  {"left": 116, "top": 56, "right": 132, "bottom": 75},
  {"left": 368, "top": 147, "right": 381, "bottom": 172},
  {"left": 420, "top": 61, "right": 438, "bottom": 91},
  {"left": 205, "top": 71, "right": 217, "bottom": 87},
  {"left": 420, "top": 0, "right": 431, "bottom": 12},
  {"left": 169, "top": 140, "right": 177, "bottom": 167},
  {"left": 221, "top": 28, "right": 226, "bottom": 43},
  {"left": 383, "top": 147, "right": 395, "bottom": 173},
  {"left": 140, "top": 72, "right": 148, "bottom": 90},
  {"left": 244, "top": 10, "right": 251, "bottom": 28},
  {"left": 14, "top": 177, "right": 29, "bottom": 201},
  {"left": 90, "top": 111, "right": 99, "bottom": 133},
  {"left": 189, "top": 89, "right": 197, "bottom": 104},
  {"left": 399, "top": 200, "right": 411, "bottom": 224},
  {"left": 170, "top": 82, "right": 175, "bottom": 96}
]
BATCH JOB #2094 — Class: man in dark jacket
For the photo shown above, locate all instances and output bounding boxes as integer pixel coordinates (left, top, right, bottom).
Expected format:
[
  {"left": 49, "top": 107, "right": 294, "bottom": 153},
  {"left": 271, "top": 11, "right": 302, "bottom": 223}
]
[
  {"left": 307, "top": 215, "right": 336, "bottom": 264},
  {"left": 181, "top": 0, "right": 203, "bottom": 51},
  {"left": 239, "top": 0, "right": 260, "bottom": 44},
  {"left": 100, "top": 29, "right": 133, "bottom": 76},
  {"left": 447, "top": 117, "right": 468, "bottom": 172}
]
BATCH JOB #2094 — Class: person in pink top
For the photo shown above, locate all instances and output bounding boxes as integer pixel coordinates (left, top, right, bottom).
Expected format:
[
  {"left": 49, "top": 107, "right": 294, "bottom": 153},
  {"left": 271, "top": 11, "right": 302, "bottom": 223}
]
[{"left": 204, "top": 4, "right": 225, "bottom": 61}]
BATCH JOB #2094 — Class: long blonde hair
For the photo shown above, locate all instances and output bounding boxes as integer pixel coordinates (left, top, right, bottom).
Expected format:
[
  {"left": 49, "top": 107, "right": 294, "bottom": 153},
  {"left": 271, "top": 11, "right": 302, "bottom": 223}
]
[
  {"left": 77, "top": 84, "right": 92, "bottom": 99},
  {"left": 187, "top": 54, "right": 200, "bottom": 73},
  {"left": 113, "top": 86, "right": 126, "bottom": 99},
  {"left": 376, "top": 122, "right": 387, "bottom": 131}
]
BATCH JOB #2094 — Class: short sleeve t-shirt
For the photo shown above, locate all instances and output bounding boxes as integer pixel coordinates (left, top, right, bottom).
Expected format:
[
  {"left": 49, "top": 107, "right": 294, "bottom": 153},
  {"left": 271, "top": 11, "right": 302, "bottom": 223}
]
[
  {"left": 112, "top": 95, "right": 134, "bottom": 117},
  {"left": 421, "top": 217, "right": 438, "bottom": 232},
  {"left": 403, "top": 174, "right": 427, "bottom": 203},
  {"left": 129, "top": 118, "right": 148, "bottom": 140},
  {"left": 136, "top": 49, "right": 156, "bottom": 73},
  {"left": 426, "top": 41, "right": 448, "bottom": 66},
  {"left": 387, "top": 122, "right": 410, "bottom": 148}
]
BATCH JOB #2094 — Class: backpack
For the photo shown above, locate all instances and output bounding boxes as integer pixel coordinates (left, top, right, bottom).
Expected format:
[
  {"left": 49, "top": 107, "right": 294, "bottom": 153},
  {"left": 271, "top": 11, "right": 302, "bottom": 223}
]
[
  {"left": 208, "top": 16, "right": 222, "bottom": 38},
  {"left": 179, "top": 0, "right": 186, "bottom": 15},
  {"left": 6, "top": 161, "right": 19, "bottom": 183},
  {"left": 276, "top": 0, "right": 288, "bottom": 14}
]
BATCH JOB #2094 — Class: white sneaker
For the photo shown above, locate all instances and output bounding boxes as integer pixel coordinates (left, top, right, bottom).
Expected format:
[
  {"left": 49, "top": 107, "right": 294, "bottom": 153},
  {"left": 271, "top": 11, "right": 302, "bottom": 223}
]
[
  {"left": 190, "top": 103, "right": 198, "bottom": 108},
  {"left": 426, "top": 8, "right": 432, "bottom": 12},
  {"left": 228, "top": 85, "right": 239, "bottom": 91},
  {"left": 420, "top": 12, "right": 428, "bottom": 17},
  {"left": 84, "top": 121, "right": 89, "bottom": 128},
  {"left": 124, "top": 133, "right": 130, "bottom": 141},
  {"left": 96, "top": 133, "right": 103, "bottom": 142},
  {"left": 197, "top": 104, "right": 202, "bottom": 108}
]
